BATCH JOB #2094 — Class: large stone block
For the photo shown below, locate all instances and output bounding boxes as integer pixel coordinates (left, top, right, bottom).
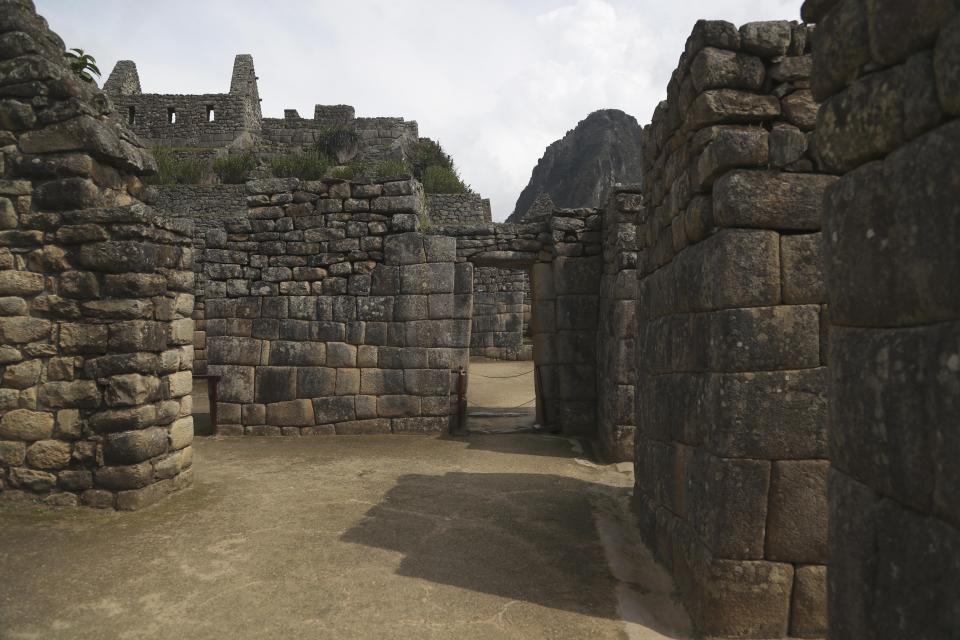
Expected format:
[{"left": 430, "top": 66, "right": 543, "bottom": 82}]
[
  {"left": 865, "top": 0, "right": 955, "bottom": 66},
  {"left": 269, "top": 341, "right": 326, "bottom": 366},
  {"left": 935, "top": 14, "right": 960, "bottom": 115},
  {"left": 206, "top": 365, "right": 255, "bottom": 403},
  {"left": 103, "top": 427, "right": 168, "bottom": 464},
  {"left": 255, "top": 367, "right": 296, "bottom": 403},
  {"left": 766, "top": 460, "right": 829, "bottom": 564},
  {"left": 739, "top": 20, "right": 792, "bottom": 57},
  {"left": 780, "top": 233, "right": 825, "bottom": 304},
  {"left": 791, "top": 565, "right": 827, "bottom": 638},
  {"left": 713, "top": 170, "right": 836, "bottom": 231},
  {"left": 638, "top": 229, "right": 780, "bottom": 318},
  {"left": 816, "top": 64, "right": 909, "bottom": 172},
  {"left": 24, "top": 439, "right": 71, "bottom": 469},
  {"left": 694, "top": 556, "right": 794, "bottom": 638},
  {"left": 400, "top": 263, "right": 455, "bottom": 295},
  {"left": 640, "top": 305, "right": 821, "bottom": 374},
  {"left": 810, "top": 0, "right": 871, "bottom": 101},
  {"left": 0, "top": 409, "right": 53, "bottom": 441},
  {"left": 265, "top": 400, "right": 315, "bottom": 427},
  {"left": 690, "top": 47, "right": 765, "bottom": 93},
  {"left": 830, "top": 323, "right": 960, "bottom": 518},
  {"left": 824, "top": 121, "right": 960, "bottom": 325},
  {"left": 694, "top": 453, "right": 771, "bottom": 560},
  {"left": 687, "top": 90, "right": 781, "bottom": 129},
  {"left": 689, "top": 126, "right": 769, "bottom": 191},
  {"left": 312, "top": 396, "right": 355, "bottom": 424}
]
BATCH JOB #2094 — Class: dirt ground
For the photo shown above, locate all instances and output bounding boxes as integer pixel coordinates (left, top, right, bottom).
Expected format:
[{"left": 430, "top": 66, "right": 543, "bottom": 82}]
[{"left": 0, "top": 434, "right": 691, "bottom": 640}]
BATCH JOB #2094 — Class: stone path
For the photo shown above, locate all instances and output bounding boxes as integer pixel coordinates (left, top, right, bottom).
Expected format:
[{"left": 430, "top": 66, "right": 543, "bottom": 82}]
[{"left": 0, "top": 435, "right": 691, "bottom": 639}]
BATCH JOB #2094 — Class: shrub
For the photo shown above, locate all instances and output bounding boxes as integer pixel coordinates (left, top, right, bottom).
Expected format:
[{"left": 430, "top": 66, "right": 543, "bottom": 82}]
[
  {"left": 410, "top": 138, "right": 455, "bottom": 179},
  {"left": 330, "top": 165, "right": 356, "bottom": 180},
  {"left": 374, "top": 159, "right": 408, "bottom": 179},
  {"left": 213, "top": 153, "right": 255, "bottom": 184},
  {"left": 421, "top": 164, "right": 470, "bottom": 194},
  {"left": 314, "top": 126, "right": 360, "bottom": 163},
  {"left": 147, "top": 148, "right": 206, "bottom": 185},
  {"left": 269, "top": 151, "right": 330, "bottom": 180}
]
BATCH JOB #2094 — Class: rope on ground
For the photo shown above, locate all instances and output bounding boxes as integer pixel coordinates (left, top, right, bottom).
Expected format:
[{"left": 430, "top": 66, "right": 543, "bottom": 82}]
[
  {"left": 467, "top": 396, "right": 537, "bottom": 410},
  {"left": 469, "top": 369, "right": 535, "bottom": 379}
]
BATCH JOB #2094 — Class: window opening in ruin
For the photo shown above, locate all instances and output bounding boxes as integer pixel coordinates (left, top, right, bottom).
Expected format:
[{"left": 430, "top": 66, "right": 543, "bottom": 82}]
[
  {"left": 127, "top": 106, "right": 135, "bottom": 125},
  {"left": 207, "top": 105, "right": 215, "bottom": 122},
  {"left": 167, "top": 107, "right": 177, "bottom": 124}
]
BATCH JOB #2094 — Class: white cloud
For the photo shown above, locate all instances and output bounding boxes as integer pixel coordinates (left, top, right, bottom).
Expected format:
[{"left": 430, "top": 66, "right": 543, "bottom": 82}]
[{"left": 37, "top": 0, "right": 803, "bottom": 220}]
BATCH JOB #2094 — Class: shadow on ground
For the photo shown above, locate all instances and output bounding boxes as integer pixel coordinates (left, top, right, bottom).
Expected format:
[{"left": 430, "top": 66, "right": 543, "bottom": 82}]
[{"left": 340, "top": 471, "right": 687, "bottom": 637}]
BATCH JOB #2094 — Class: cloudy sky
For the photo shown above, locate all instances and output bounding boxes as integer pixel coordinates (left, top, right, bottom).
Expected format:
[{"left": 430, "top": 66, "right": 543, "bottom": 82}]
[{"left": 39, "top": 0, "right": 799, "bottom": 220}]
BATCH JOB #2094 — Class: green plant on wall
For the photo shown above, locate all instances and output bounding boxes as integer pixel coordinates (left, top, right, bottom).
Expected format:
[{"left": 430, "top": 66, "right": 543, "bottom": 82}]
[
  {"left": 213, "top": 153, "right": 255, "bottom": 184},
  {"left": 146, "top": 148, "right": 206, "bottom": 185},
  {"left": 314, "top": 126, "right": 360, "bottom": 163},
  {"left": 409, "top": 138, "right": 471, "bottom": 194},
  {"left": 64, "top": 48, "right": 101, "bottom": 83},
  {"left": 269, "top": 150, "right": 330, "bottom": 180},
  {"left": 374, "top": 159, "right": 408, "bottom": 180},
  {"left": 421, "top": 164, "right": 471, "bottom": 194}
]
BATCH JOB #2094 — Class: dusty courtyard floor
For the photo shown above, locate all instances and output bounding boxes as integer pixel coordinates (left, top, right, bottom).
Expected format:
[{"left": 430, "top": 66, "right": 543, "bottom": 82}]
[{"left": 0, "top": 435, "right": 691, "bottom": 640}]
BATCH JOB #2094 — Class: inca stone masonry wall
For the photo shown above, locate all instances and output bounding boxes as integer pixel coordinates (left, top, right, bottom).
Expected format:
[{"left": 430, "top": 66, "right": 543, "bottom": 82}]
[
  {"left": 425, "top": 193, "right": 492, "bottom": 225},
  {"left": 471, "top": 266, "right": 531, "bottom": 361},
  {"left": 0, "top": 0, "right": 195, "bottom": 510},
  {"left": 632, "top": 20, "right": 832, "bottom": 638},
  {"left": 595, "top": 185, "right": 641, "bottom": 462},
  {"left": 803, "top": 0, "right": 960, "bottom": 637},
  {"left": 200, "top": 177, "right": 471, "bottom": 435}
]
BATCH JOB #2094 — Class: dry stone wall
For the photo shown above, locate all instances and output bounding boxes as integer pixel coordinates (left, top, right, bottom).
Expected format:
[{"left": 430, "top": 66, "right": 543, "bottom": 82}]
[
  {"left": 632, "top": 20, "right": 832, "bottom": 638},
  {"left": 201, "top": 177, "right": 471, "bottom": 436},
  {"left": 425, "top": 193, "right": 492, "bottom": 225},
  {"left": 432, "top": 210, "right": 602, "bottom": 436},
  {"left": 0, "top": 0, "right": 195, "bottom": 510},
  {"left": 595, "top": 185, "right": 641, "bottom": 462},
  {"left": 803, "top": 0, "right": 960, "bottom": 637},
  {"left": 471, "top": 266, "right": 531, "bottom": 360},
  {"left": 104, "top": 55, "right": 262, "bottom": 149}
]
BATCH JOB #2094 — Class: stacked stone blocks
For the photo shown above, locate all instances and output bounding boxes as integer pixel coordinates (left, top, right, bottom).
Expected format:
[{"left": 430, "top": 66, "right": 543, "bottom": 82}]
[
  {"left": 595, "top": 185, "right": 641, "bottom": 462},
  {"left": 0, "top": 0, "right": 195, "bottom": 510},
  {"left": 633, "top": 19, "right": 831, "bottom": 638},
  {"left": 803, "top": 0, "right": 960, "bottom": 637},
  {"left": 203, "top": 176, "right": 471, "bottom": 435}
]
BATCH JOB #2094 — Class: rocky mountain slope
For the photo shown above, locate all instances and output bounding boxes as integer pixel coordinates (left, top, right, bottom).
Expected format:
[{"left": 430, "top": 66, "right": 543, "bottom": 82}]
[{"left": 508, "top": 109, "right": 643, "bottom": 222}]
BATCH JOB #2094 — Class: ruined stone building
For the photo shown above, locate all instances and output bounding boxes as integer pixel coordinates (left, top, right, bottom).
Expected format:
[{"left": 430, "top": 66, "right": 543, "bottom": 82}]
[{"left": 0, "top": 0, "right": 957, "bottom": 637}]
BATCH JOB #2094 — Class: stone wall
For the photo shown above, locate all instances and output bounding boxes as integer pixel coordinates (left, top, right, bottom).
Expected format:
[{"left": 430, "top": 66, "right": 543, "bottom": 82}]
[
  {"left": 151, "top": 185, "right": 246, "bottom": 218},
  {"left": 471, "top": 266, "right": 530, "bottom": 360},
  {"left": 149, "top": 185, "right": 248, "bottom": 376},
  {"left": 0, "top": 0, "right": 195, "bottom": 510},
  {"left": 260, "top": 113, "right": 419, "bottom": 165},
  {"left": 104, "top": 55, "right": 261, "bottom": 149},
  {"left": 200, "top": 177, "right": 472, "bottom": 435},
  {"left": 595, "top": 186, "right": 640, "bottom": 462},
  {"left": 425, "top": 193, "right": 492, "bottom": 225},
  {"left": 804, "top": 0, "right": 960, "bottom": 637},
  {"left": 632, "top": 20, "right": 833, "bottom": 638},
  {"left": 432, "top": 211, "right": 602, "bottom": 436}
]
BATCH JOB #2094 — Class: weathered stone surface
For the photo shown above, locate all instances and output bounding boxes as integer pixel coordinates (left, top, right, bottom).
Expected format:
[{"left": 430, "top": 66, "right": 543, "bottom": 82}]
[
  {"left": 935, "top": 15, "right": 960, "bottom": 115},
  {"left": 866, "top": 0, "right": 956, "bottom": 66},
  {"left": 24, "top": 439, "right": 71, "bottom": 469},
  {"left": 695, "top": 556, "right": 794, "bottom": 638},
  {"left": 103, "top": 427, "right": 168, "bottom": 464},
  {"left": 0, "top": 409, "right": 54, "bottom": 441},
  {"left": 641, "top": 305, "right": 821, "bottom": 374},
  {"left": 790, "top": 565, "right": 827, "bottom": 638},
  {"left": 781, "top": 233, "right": 825, "bottom": 304},
  {"left": 713, "top": 170, "right": 836, "bottom": 231},
  {"left": 687, "top": 90, "right": 781, "bottom": 129},
  {"left": 10, "top": 467, "right": 57, "bottom": 492},
  {"left": 264, "top": 400, "right": 315, "bottom": 427},
  {"left": 766, "top": 460, "right": 829, "bottom": 563},
  {"left": 824, "top": 121, "right": 960, "bottom": 325},
  {"left": 811, "top": 0, "right": 872, "bottom": 101},
  {"left": 311, "top": 396, "right": 354, "bottom": 424},
  {"left": 94, "top": 461, "right": 153, "bottom": 490},
  {"left": 739, "top": 21, "right": 792, "bottom": 57},
  {"left": 690, "top": 47, "right": 765, "bottom": 93},
  {"left": 690, "top": 126, "right": 769, "bottom": 190}
]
